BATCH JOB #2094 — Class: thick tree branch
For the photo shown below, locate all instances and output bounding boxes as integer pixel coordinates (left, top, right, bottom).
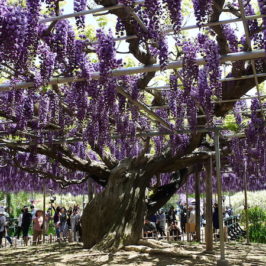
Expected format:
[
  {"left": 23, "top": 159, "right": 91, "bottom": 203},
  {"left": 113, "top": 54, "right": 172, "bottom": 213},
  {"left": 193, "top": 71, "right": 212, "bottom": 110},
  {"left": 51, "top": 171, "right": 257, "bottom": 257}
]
[
  {"left": 146, "top": 168, "right": 191, "bottom": 217},
  {"left": 3, "top": 142, "right": 110, "bottom": 185}
]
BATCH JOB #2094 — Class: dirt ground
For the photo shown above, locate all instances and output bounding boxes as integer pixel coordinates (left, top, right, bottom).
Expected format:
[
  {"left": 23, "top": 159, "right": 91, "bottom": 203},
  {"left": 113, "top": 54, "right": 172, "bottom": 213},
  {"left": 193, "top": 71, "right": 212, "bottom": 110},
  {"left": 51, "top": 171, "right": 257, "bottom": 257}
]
[{"left": 0, "top": 240, "right": 265, "bottom": 266}]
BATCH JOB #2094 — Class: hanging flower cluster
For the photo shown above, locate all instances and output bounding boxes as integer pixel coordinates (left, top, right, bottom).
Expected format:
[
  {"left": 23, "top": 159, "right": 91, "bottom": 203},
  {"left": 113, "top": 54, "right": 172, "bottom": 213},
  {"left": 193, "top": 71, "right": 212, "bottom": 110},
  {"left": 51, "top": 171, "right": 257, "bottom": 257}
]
[
  {"left": 257, "top": 0, "right": 266, "bottom": 51},
  {"left": 162, "top": 0, "right": 183, "bottom": 35},
  {"left": 192, "top": 0, "right": 213, "bottom": 26},
  {"left": 222, "top": 25, "right": 239, "bottom": 52},
  {"left": 74, "top": 0, "right": 87, "bottom": 28}
]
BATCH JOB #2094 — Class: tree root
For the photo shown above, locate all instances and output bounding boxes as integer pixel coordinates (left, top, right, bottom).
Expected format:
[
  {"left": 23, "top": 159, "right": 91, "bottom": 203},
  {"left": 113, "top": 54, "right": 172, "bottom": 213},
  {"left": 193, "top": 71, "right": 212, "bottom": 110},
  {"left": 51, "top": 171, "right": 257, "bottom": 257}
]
[
  {"left": 124, "top": 241, "right": 211, "bottom": 262},
  {"left": 138, "top": 239, "right": 175, "bottom": 249}
]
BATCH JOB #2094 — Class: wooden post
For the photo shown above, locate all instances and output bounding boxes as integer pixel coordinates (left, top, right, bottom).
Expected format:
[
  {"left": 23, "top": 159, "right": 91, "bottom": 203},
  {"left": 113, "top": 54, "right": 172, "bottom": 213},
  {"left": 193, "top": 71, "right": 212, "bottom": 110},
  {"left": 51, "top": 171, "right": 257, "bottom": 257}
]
[
  {"left": 195, "top": 168, "right": 201, "bottom": 242},
  {"left": 205, "top": 156, "right": 213, "bottom": 252},
  {"left": 243, "top": 160, "right": 250, "bottom": 245},
  {"left": 43, "top": 184, "right": 46, "bottom": 244}
]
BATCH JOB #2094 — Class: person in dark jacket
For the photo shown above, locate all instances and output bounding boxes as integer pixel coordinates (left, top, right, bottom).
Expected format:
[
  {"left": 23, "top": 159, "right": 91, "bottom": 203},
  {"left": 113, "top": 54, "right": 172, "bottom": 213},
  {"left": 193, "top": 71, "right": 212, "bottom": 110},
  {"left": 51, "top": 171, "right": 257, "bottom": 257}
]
[
  {"left": 167, "top": 206, "right": 177, "bottom": 226},
  {"left": 213, "top": 203, "right": 219, "bottom": 230},
  {"left": 21, "top": 207, "right": 32, "bottom": 246},
  {"left": 180, "top": 205, "right": 187, "bottom": 234},
  {"left": 53, "top": 206, "right": 61, "bottom": 240}
]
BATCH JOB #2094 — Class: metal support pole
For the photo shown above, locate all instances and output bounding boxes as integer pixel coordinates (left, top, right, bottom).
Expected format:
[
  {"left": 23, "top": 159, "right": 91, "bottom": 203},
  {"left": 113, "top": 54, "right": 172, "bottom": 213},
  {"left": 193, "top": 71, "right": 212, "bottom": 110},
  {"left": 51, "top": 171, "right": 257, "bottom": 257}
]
[
  {"left": 43, "top": 184, "right": 46, "bottom": 244},
  {"left": 205, "top": 156, "right": 213, "bottom": 252},
  {"left": 243, "top": 160, "right": 250, "bottom": 245},
  {"left": 214, "top": 129, "right": 229, "bottom": 266},
  {"left": 195, "top": 168, "right": 201, "bottom": 242},
  {"left": 186, "top": 181, "right": 189, "bottom": 242}
]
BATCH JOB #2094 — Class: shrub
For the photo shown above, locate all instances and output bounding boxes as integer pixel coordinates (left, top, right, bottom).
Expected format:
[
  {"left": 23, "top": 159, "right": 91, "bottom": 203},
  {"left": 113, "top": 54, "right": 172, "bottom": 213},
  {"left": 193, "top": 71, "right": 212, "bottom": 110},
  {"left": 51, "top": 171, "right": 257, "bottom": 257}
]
[{"left": 242, "top": 207, "right": 266, "bottom": 243}]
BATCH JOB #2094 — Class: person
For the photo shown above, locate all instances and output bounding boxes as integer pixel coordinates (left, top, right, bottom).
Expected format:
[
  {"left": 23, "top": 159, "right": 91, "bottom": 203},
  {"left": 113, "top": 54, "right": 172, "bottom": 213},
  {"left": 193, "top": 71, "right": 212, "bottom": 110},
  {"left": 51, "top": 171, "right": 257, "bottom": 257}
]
[
  {"left": 156, "top": 209, "right": 166, "bottom": 238},
  {"left": 228, "top": 204, "right": 233, "bottom": 216},
  {"left": 148, "top": 213, "right": 157, "bottom": 228},
  {"left": 53, "top": 206, "right": 61, "bottom": 241},
  {"left": 213, "top": 203, "right": 219, "bottom": 237},
  {"left": 59, "top": 207, "right": 68, "bottom": 241},
  {"left": 0, "top": 209, "right": 6, "bottom": 248},
  {"left": 143, "top": 219, "right": 156, "bottom": 238},
  {"left": 180, "top": 205, "right": 187, "bottom": 234},
  {"left": 67, "top": 207, "right": 72, "bottom": 230},
  {"left": 187, "top": 206, "right": 196, "bottom": 240},
  {"left": 4, "top": 209, "right": 12, "bottom": 247},
  {"left": 168, "top": 221, "right": 181, "bottom": 241},
  {"left": 32, "top": 210, "right": 44, "bottom": 245},
  {"left": 21, "top": 207, "right": 32, "bottom": 246},
  {"left": 15, "top": 209, "right": 24, "bottom": 239},
  {"left": 44, "top": 208, "right": 52, "bottom": 235},
  {"left": 70, "top": 207, "right": 81, "bottom": 242},
  {"left": 30, "top": 205, "right": 36, "bottom": 218},
  {"left": 167, "top": 206, "right": 177, "bottom": 226},
  {"left": 225, "top": 206, "right": 232, "bottom": 217}
]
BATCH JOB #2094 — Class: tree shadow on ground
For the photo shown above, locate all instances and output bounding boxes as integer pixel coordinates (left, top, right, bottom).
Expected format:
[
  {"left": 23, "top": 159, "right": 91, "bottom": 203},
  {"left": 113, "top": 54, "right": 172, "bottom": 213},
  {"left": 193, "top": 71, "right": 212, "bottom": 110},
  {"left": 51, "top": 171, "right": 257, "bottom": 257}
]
[{"left": 0, "top": 242, "right": 265, "bottom": 266}]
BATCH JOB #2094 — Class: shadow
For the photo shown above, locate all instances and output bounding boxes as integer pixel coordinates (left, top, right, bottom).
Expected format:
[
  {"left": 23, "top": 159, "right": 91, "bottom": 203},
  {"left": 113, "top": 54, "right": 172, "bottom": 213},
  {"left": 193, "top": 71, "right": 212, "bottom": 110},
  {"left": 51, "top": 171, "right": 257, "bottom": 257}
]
[{"left": 0, "top": 242, "right": 265, "bottom": 266}]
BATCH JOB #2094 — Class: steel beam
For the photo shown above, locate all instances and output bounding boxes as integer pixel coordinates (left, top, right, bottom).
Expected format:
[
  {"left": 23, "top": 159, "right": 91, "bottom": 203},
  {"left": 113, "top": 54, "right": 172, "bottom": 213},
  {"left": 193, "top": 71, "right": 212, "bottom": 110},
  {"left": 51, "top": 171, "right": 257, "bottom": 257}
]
[{"left": 0, "top": 50, "right": 265, "bottom": 91}]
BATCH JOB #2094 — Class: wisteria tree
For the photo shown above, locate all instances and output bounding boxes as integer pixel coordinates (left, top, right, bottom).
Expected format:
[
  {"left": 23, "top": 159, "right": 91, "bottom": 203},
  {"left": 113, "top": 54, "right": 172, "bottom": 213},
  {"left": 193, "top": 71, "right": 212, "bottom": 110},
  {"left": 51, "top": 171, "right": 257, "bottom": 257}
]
[{"left": 0, "top": 0, "right": 265, "bottom": 250}]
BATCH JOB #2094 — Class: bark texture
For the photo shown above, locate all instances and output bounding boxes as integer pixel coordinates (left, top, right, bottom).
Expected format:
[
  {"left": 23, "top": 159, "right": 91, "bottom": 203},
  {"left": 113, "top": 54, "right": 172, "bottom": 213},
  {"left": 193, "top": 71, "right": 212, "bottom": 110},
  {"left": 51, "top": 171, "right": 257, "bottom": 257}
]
[{"left": 81, "top": 159, "right": 149, "bottom": 251}]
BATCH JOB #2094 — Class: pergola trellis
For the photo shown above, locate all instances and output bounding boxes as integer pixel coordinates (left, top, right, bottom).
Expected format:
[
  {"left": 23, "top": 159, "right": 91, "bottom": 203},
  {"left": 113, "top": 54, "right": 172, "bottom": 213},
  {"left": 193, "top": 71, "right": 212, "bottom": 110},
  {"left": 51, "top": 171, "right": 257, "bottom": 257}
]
[
  {"left": 0, "top": 1, "right": 265, "bottom": 135},
  {"left": 0, "top": 1, "right": 265, "bottom": 263}
]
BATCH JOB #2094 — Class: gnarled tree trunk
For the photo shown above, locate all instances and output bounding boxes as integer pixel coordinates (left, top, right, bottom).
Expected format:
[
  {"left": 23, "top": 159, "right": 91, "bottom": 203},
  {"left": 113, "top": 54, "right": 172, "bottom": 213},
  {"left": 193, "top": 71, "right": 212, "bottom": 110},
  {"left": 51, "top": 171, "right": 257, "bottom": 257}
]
[{"left": 81, "top": 160, "right": 150, "bottom": 251}]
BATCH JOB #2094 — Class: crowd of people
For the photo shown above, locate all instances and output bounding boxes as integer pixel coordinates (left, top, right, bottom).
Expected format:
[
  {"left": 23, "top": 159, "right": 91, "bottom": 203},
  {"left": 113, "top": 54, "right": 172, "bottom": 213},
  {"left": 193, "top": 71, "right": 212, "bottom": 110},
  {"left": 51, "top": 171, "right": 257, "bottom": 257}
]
[
  {"left": 143, "top": 206, "right": 182, "bottom": 240},
  {"left": 0, "top": 204, "right": 82, "bottom": 248},
  {"left": 143, "top": 203, "right": 234, "bottom": 241},
  {"left": 1, "top": 201, "right": 235, "bottom": 248}
]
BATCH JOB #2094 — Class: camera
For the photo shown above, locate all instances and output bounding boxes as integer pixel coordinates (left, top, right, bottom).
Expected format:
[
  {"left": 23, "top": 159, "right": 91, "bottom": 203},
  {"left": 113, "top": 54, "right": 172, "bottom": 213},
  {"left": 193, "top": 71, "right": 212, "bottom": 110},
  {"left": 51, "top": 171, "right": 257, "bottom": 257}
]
[{"left": 49, "top": 196, "right": 56, "bottom": 204}]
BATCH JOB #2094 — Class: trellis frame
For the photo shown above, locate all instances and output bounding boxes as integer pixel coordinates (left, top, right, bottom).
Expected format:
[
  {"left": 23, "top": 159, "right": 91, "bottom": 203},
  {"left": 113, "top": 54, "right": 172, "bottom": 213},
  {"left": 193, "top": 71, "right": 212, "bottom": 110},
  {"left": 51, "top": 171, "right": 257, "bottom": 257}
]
[{"left": 0, "top": 0, "right": 265, "bottom": 142}]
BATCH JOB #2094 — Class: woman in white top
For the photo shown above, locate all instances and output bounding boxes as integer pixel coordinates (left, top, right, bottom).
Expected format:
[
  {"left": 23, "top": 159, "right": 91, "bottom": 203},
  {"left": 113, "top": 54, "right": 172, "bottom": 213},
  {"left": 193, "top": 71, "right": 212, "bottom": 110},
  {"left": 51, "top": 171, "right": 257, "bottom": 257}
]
[{"left": 188, "top": 206, "right": 196, "bottom": 224}]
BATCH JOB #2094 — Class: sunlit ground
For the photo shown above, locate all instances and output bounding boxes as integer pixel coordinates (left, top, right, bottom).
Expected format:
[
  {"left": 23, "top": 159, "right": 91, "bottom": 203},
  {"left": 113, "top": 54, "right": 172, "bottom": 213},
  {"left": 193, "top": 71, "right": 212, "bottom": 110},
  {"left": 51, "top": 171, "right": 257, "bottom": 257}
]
[{"left": 0, "top": 241, "right": 265, "bottom": 265}]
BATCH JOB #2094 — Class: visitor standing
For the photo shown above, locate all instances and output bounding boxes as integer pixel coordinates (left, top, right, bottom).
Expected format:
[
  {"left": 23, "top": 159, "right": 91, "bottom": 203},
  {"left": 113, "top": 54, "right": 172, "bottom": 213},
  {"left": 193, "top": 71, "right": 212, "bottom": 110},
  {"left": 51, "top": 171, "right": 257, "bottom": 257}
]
[
  {"left": 71, "top": 207, "right": 81, "bottom": 242},
  {"left": 15, "top": 209, "right": 24, "bottom": 239},
  {"left": 53, "top": 206, "right": 61, "bottom": 241},
  {"left": 187, "top": 206, "right": 196, "bottom": 240},
  {"left": 213, "top": 203, "right": 219, "bottom": 229},
  {"left": 156, "top": 209, "right": 166, "bottom": 238},
  {"left": 59, "top": 207, "right": 68, "bottom": 241},
  {"left": 167, "top": 206, "right": 177, "bottom": 226},
  {"left": 32, "top": 210, "right": 44, "bottom": 245},
  {"left": 213, "top": 203, "right": 219, "bottom": 238},
  {"left": 30, "top": 205, "right": 36, "bottom": 218},
  {"left": 180, "top": 205, "right": 187, "bottom": 234},
  {"left": 4, "top": 209, "right": 12, "bottom": 247},
  {"left": 21, "top": 207, "right": 32, "bottom": 246}
]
